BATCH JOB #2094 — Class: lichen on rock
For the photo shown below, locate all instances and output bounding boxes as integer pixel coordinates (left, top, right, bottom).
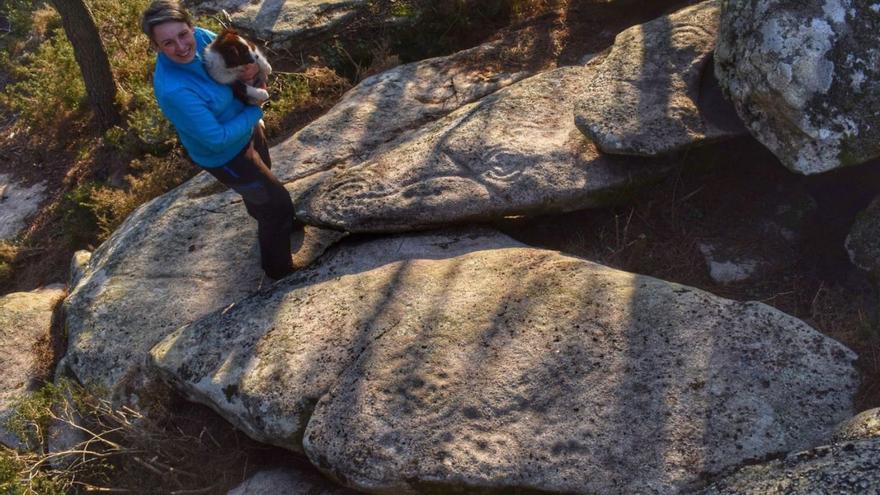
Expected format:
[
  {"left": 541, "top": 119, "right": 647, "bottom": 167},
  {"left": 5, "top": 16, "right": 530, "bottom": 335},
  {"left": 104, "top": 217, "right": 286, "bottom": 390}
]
[{"left": 715, "top": 0, "right": 880, "bottom": 174}]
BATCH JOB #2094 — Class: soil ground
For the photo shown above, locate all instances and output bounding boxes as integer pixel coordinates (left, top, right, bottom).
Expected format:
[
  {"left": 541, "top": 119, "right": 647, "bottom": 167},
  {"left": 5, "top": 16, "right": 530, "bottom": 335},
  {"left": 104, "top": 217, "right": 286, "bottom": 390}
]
[{"left": 1, "top": 0, "right": 878, "bottom": 492}]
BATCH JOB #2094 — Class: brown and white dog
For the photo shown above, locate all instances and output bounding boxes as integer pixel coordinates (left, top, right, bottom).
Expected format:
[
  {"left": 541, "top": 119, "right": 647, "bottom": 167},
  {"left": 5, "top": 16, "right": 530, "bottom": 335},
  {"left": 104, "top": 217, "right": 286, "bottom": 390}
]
[{"left": 203, "top": 28, "right": 272, "bottom": 106}]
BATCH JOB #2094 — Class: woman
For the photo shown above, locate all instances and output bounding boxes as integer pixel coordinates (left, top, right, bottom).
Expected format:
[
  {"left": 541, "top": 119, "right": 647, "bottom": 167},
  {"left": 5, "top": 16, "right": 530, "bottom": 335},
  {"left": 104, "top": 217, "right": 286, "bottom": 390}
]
[{"left": 141, "top": 0, "right": 297, "bottom": 280}]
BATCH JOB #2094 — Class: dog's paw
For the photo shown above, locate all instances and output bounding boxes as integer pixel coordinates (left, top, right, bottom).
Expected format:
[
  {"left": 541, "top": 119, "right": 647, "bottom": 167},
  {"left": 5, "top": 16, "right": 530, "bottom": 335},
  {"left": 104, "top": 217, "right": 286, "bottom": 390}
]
[{"left": 245, "top": 85, "right": 270, "bottom": 105}]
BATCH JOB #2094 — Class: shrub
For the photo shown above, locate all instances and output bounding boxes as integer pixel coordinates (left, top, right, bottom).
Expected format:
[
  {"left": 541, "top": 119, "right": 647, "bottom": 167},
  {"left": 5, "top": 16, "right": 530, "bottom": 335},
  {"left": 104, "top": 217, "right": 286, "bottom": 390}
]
[
  {"left": 60, "top": 182, "right": 101, "bottom": 249},
  {"left": 0, "top": 450, "right": 67, "bottom": 495},
  {"left": 0, "top": 0, "right": 208, "bottom": 151},
  {"left": 0, "top": 241, "right": 20, "bottom": 286},
  {"left": 261, "top": 66, "right": 350, "bottom": 137},
  {"left": 388, "top": 0, "right": 513, "bottom": 61},
  {"left": 87, "top": 151, "right": 197, "bottom": 240},
  {"left": 122, "top": 87, "right": 176, "bottom": 154},
  {"left": 261, "top": 72, "right": 312, "bottom": 136},
  {"left": 1, "top": 22, "right": 85, "bottom": 128},
  {"left": 1, "top": 381, "right": 79, "bottom": 495}
]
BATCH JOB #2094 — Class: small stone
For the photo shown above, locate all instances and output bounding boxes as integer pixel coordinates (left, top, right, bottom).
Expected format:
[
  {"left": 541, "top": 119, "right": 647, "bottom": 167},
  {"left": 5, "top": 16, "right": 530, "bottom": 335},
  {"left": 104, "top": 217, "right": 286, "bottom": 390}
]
[
  {"left": 227, "top": 467, "right": 357, "bottom": 495},
  {"left": 699, "top": 242, "right": 762, "bottom": 284},
  {"left": 834, "top": 408, "right": 880, "bottom": 442}
]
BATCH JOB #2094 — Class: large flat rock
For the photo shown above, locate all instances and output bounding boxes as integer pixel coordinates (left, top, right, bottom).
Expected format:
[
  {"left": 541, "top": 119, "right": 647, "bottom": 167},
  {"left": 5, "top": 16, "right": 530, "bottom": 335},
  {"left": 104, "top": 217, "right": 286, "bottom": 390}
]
[
  {"left": 190, "top": 0, "right": 367, "bottom": 46},
  {"left": 575, "top": 1, "right": 746, "bottom": 156},
  {"left": 150, "top": 230, "right": 521, "bottom": 450},
  {"left": 64, "top": 38, "right": 530, "bottom": 399},
  {"left": 0, "top": 285, "right": 65, "bottom": 448},
  {"left": 272, "top": 39, "right": 535, "bottom": 183},
  {"left": 150, "top": 229, "right": 858, "bottom": 494},
  {"left": 297, "top": 66, "right": 672, "bottom": 232}
]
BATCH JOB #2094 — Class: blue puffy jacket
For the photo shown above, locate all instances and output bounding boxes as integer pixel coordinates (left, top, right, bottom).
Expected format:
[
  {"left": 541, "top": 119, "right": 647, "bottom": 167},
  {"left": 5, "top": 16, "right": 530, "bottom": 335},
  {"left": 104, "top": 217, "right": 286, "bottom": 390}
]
[{"left": 153, "top": 27, "right": 262, "bottom": 167}]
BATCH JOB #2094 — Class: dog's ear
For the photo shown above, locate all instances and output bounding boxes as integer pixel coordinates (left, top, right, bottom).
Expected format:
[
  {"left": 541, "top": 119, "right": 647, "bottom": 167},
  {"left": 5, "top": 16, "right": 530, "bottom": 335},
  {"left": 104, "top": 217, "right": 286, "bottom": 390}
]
[
  {"left": 212, "top": 28, "right": 256, "bottom": 66},
  {"left": 217, "top": 28, "right": 239, "bottom": 44}
]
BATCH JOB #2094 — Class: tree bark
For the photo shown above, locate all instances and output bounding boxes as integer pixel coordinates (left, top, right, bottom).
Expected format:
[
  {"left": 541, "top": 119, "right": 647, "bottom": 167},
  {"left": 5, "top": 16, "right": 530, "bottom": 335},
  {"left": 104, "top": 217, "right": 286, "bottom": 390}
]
[{"left": 50, "top": 0, "right": 120, "bottom": 131}]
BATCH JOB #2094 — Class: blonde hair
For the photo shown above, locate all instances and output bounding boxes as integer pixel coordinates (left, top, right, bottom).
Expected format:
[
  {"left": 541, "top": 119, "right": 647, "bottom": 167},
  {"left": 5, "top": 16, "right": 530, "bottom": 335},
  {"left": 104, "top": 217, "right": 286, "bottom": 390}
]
[{"left": 140, "top": 0, "right": 193, "bottom": 42}]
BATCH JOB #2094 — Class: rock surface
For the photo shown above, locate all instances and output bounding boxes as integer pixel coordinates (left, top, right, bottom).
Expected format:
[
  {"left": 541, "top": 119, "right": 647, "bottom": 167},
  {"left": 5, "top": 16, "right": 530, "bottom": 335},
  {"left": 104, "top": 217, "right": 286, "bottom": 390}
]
[
  {"left": 0, "top": 285, "right": 65, "bottom": 448},
  {"left": 64, "top": 183, "right": 268, "bottom": 397},
  {"left": 190, "top": 0, "right": 367, "bottom": 46},
  {"left": 835, "top": 408, "right": 880, "bottom": 442},
  {"left": 271, "top": 39, "right": 536, "bottom": 182},
  {"left": 69, "top": 250, "right": 91, "bottom": 289},
  {"left": 700, "top": 438, "right": 880, "bottom": 494},
  {"left": 846, "top": 195, "right": 880, "bottom": 273},
  {"left": 297, "top": 66, "right": 672, "bottom": 232},
  {"left": 150, "top": 230, "right": 522, "bottom": 450},
  {"left": 715, "top": 0, "right": 880, "bottom": 174},
  {"left": 0, "top": 174, "right": 46, "bottom": 240},
  {"left": 64, "top": 37, "right": 530, "bottom": 398},
  {"left": 151, "top": 229, "right": 858, "bottom": 495},
  {"left": 227, "top": 467, "right": 359, "bottom": 495},
  {"left": 575, "top": 1, "right": 745, "bottom": 156}
]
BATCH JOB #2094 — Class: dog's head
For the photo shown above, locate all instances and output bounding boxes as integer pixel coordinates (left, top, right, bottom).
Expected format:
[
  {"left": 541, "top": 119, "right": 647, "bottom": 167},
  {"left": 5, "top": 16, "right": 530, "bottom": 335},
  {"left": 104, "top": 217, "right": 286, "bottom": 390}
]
[
  {"left": 204, "top": 28, "right": 260, "bottom": 84},
  {"left": 209, "top": 28, "right": 255, "bottom": 67}
]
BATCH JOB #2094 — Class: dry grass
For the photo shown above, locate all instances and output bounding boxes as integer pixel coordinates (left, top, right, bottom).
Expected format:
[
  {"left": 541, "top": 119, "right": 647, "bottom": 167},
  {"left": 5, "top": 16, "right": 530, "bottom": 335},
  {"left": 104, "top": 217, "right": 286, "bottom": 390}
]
[
  {"left": 86, "top": 151, "right": 198, "bottom": 241},
  {"left": 0, "top": 241, "right": 20, "bottom": 285},
  {"left": 2, "top": 380, "right": 298, "bottom": 494},
  {"left": 510, "top": 0, "right": 565, "bottom": 21},
  {"left": 262, "top": 66, "right": 351, "bottom": 141}
]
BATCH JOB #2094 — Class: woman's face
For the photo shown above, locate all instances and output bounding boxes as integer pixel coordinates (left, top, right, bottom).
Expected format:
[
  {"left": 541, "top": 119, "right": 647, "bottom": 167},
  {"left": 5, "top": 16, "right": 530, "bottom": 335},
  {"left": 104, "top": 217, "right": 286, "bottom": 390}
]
[{"left": 152, "top": 21, "right": 196, "bottom": 64}]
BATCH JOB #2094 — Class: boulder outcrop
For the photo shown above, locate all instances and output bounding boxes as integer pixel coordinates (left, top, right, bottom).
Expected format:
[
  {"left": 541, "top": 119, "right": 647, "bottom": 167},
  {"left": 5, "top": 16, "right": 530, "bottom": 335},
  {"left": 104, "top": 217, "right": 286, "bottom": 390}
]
[
  {"left": 846, "top": 194, "right": 880, "bottom": 273},
  {"left": 575, "top": 1, "right": 746, "bottom": 157},
  {"left": 64, "top": 184, "right": 269, "bottom": 396},
  {"left": 59, "top": 5, "right": 873, "bottom": 493},
  {"left": 151, "top": 229, "right": 858, "bottom": 495},
  {"left": 0, "top": 285, "right": 65, "bottom": 448},
  {"left": 715, "top": 0, "right": 880, "bottom": 174}
]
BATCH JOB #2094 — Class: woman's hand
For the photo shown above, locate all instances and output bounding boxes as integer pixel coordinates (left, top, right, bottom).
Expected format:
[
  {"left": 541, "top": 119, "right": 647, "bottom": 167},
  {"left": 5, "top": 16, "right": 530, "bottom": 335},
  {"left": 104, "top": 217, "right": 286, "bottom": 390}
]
[{"left": 239, "top": 63, "right": 259, "bottom": 84}]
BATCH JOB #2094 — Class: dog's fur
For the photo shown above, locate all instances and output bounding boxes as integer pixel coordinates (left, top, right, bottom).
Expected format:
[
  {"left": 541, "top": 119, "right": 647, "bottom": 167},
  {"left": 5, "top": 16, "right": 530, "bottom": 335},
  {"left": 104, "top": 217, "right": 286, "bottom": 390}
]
[{"left": 203, "top": 29, "right": 272, "bottom": 106}]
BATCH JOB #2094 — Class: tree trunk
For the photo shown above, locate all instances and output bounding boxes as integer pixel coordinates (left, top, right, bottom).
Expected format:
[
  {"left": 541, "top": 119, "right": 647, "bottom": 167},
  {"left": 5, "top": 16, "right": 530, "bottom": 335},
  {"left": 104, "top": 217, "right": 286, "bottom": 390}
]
[{"left": 50, "top": 0, "right": 120, "bottom": 131}]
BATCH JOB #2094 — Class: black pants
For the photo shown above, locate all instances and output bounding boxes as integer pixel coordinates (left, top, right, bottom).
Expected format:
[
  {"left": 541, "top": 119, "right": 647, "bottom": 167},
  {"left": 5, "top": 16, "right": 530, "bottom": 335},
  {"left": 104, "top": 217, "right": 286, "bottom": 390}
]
[{"left": 205, "top": 124, "right": 296, "bottom": 279}]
